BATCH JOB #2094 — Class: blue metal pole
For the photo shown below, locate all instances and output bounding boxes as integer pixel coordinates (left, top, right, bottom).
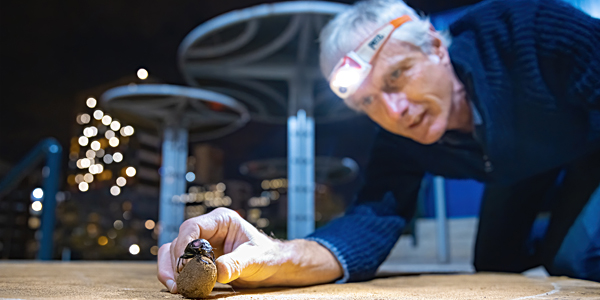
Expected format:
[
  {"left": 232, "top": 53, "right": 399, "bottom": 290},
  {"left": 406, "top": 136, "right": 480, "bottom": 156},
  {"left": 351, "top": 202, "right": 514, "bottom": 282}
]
[
  {"left": 433, "top": 176, "right": 450, "bottom": 263},
  {"left": 39, "top": 141, "right": 62, "bottom": 260},
  {"left": 158, "top": 126, "right": 188, "bottom": 246}
]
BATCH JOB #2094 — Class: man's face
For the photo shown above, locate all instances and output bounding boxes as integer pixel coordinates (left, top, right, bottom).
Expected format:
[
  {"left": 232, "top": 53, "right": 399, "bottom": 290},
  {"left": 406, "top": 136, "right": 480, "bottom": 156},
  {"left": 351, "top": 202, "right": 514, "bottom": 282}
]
[{"left": 346, "top": 39, "right": 454, "bottom": 144}]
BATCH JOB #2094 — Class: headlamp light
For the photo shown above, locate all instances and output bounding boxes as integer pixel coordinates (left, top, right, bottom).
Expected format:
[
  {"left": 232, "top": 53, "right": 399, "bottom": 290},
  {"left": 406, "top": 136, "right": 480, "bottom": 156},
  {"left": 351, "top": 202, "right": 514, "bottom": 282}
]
[{"left": 328, "top": 15, "right": 412, "bottom": 99}]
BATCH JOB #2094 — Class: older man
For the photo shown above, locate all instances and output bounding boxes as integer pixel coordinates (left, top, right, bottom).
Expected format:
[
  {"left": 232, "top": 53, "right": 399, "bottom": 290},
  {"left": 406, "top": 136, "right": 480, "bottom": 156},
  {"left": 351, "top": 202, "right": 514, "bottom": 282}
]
[{"left": 158, "top": 0, "right": 600, "bottom": 293}]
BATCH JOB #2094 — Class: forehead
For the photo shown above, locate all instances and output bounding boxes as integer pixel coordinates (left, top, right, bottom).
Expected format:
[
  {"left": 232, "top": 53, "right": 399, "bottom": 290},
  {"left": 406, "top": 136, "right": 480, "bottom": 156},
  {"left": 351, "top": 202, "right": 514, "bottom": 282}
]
[{"left": 346, "top": 40, "right": 423, "bottom": 106}]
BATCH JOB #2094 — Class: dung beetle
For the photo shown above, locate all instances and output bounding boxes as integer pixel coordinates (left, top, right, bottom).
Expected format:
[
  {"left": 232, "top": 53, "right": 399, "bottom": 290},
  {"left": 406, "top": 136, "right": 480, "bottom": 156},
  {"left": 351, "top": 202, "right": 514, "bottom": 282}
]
[{"left": 177, "top": 238, "right": 216, "bottom": 274}]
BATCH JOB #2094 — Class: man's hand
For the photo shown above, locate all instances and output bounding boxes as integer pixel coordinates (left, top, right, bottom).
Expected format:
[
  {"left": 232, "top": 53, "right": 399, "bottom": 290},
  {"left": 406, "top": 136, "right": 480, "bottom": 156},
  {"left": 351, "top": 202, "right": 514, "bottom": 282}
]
[{"left": 157, "top": 207, "right": 343, "bottom": 293}]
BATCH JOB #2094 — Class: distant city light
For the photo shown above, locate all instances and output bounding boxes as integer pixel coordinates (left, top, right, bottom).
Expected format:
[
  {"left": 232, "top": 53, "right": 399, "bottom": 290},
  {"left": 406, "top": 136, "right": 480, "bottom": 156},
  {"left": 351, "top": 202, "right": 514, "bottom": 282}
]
[
  {"left": 113, "top": 152, "right": 123, "bottom": 162},
  {"left": 89, "top": 164, "right": 104, "bottom": 175},
  {"left": 185, "top": 172, "right": 195, "bottom": 182},
  {"left": 101, "top": 115, "right": 112, "bottom": 126},
  {"left": 120, "top": 125, "right": 134, "bottom": 136},
  {"left": 105, "top": 130, "right": 115, "bottom": 139},
  {"left": 103, "top": 154, "right": 113, "bottom": 164},
  {"left": 129, "top": 244, "right": 140, "bottom": 255},
  {"left": 108, "top": 137, "right": 119, "bottom": 147},
  {"left": 137, "top": 68, "right": 148, "bottom": 80},
  {"left": 113, "top": 220, "right": 123, "bottom": 230},
  {"left": 86, "top": 150, "right": 96, "bottom": 159},
  {"left": 83, "top": 127, "right": 94, "bottom": 138},
  {"left": 90, "top": 141, "right": 101, "bottom": 151},
  {"left": 86, "top": 97, "right": 97, "bottom": 108},
  {"left": 96, "top": 148, "right": 105, "bottom": 157},
  {"left": 32, "top": 188, "right": 43, "bottom": 200},
  {"left": 83, "top": 173, "right": 94, "bottom": 183},
  {"left": 31, "top": 201, "right": 42, "bottom": 212},
  {"left": 216, "top": 182, "right": 226, "bottom": 192},
  {"left": 28, "top": 217, "right": 41, "bottom": 229},
  {"left": 110, "top": 121, "right": 121, "bottom": 131},
  {"left": 78, "top": 136, "right": 89, "bottom": 146},
  {"left": 150, "top": 245, "right": 159, "bottom": 255},
  {"left": 93, "top": 110, "right": 104, "bottom": 120},
  {"left": 77, "top": 158, "right": 91, "bottom": 169},
  {"left": 97, "top": 236, "right": 108, "bottom": 246},
  {"left": 110, "top": 185, "right": 121, "bottom": 196},
  {"left": 75, "top": 174, "right": 84, "bottom": 184},
  {"left": 77, "top": 113, "right": 91, "bottom": 124},
  {"left": 145, "top": 219, "right": 155, "bottom": 230},
  {"left": 78, "top": 182, "right": 89, "bottom": 192},
  {"left": 125, "top": 167, "right": 136, "bottom": 177},
  {"left": 116, "top": 176, "right": 127, "bottom": 187}
]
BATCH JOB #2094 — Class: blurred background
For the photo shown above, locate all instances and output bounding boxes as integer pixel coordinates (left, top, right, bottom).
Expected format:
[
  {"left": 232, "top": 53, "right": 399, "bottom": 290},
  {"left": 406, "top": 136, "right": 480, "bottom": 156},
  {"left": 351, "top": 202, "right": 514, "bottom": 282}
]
[{"left": 0, "top": 0, "right": 598, "bottom": 267}]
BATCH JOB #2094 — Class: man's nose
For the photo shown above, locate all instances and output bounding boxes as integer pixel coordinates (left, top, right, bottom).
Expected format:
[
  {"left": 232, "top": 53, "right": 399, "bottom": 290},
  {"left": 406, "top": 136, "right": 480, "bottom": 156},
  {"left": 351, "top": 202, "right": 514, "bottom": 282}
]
[{"left": 382, "top": 92, "right": 410, "bottom": 118}]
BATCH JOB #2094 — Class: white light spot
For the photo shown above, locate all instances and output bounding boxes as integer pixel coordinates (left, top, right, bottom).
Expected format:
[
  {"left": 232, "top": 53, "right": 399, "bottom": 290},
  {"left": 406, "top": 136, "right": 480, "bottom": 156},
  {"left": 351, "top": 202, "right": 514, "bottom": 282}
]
[
  {"left": 120, "top": 125, "right": 134, "bottom": 136},
  {"left": 137, "top": 68, "right": 148, "bottom": 80},
  {"left": 185, "top": 172, "right": 195, "bottom": 182},
  {"left": 75, "top": 174, "right": 84, "bottom": 183},
  {"left": 32, "top": 201, "right": 43, "bottom": 211},
  {"left": 110, "top": 121, "right": 121, "bottom": 131},
  {"left": 109, "top": 137, "right": 119, "bottom": 147},
  {"left": 105, "top": 130, "right": 115, "bottom": 139},
  {"left": 83, "top": 173, "right": 94, "bottom": 183},
  {"left": 113, "top": 220, "right": 123, "bottom": 230},
  {"left": 113, "top": 152, "right": 123, "bottom": 162},
  {"left": 110, "top": 185, "right": 121, "bottom": 196},
  {"left": 90, "top": 141, "right": 101, "bottom": 151},
  {"left": 103, "top": 154, "right": 113, "bottom": 164},
  {"left": 129, "top": 244, "right": 140, "bottom": 255},
  {"left": 125, "top": 167, "right": 136, "bottom": 177},
  {"left": 78, "top": 182, "right": 89, "bottom": 192},
  {"left": 86, "top": 97, "right": 97, "bottom": 108},
  {"left": 86, "top": 150, "right": 96, "bottom": 159},
  {"left": 116, "top": 176, "right": 127, "bottom": 187},
  {"left": 93, "top": 110, "right": 104, "bottom": 120},
  {"left": 80, "top": 113, "right": 91, "bottom": 124},
  {"left": 32, "top": 188, "right": 44, "bottom": 200},
  {"left": 101, "top": 115, "right": 112, "bottom": 126}
]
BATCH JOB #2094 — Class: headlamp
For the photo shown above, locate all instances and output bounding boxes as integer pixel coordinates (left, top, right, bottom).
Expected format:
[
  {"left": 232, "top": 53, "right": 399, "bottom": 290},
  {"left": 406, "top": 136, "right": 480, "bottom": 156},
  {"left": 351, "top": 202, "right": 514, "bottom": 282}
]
[{"left": 328, "top": 15, "right": 412, "bottom": 99}]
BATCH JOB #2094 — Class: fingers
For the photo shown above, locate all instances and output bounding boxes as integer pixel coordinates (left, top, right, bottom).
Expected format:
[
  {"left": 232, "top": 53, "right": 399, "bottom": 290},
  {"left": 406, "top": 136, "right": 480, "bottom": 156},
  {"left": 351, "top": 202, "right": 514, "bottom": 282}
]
[
  {"left": 215, "top": 240, "right": 279, "bottom": 284},
  {"left": 157, "top": 243, "right": 177, "bottom": 294}
]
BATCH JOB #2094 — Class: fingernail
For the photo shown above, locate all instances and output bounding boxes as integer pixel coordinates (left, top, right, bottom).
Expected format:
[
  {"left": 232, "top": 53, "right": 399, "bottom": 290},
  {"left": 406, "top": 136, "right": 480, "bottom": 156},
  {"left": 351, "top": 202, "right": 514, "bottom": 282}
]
[{"left": 166, "top": 280, "right": 175, "bottom": 293}]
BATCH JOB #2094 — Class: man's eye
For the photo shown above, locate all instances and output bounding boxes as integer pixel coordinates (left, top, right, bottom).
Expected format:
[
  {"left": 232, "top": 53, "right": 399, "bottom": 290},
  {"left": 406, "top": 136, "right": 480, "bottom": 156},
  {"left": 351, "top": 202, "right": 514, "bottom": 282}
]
[{"left": 390, "top": 69, "right": 401, "bottom": 80}]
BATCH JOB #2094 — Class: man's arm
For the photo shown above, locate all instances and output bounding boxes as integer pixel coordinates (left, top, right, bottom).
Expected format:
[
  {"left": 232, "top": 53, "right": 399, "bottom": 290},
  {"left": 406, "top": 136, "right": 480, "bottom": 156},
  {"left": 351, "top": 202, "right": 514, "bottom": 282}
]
[{"left": 307, "top": 129, "right": 425, "bottom": 282}]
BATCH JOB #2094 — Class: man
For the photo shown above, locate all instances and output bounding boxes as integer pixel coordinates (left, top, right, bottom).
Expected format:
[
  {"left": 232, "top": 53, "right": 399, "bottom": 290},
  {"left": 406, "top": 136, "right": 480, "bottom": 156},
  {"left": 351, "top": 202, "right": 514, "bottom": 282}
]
[{"left": 158, "top": 0, "right": 600, "bottom": 293}]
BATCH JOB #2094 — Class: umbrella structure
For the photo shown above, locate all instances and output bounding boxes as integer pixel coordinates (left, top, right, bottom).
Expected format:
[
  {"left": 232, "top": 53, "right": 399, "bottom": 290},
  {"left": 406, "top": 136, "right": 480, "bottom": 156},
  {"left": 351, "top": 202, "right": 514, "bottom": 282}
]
[
  {"left": 178, "top": 1, "right": 356, "bottom": 238},
  {"left": 102, "top": 84, "right": 249, "bottom": 245}
]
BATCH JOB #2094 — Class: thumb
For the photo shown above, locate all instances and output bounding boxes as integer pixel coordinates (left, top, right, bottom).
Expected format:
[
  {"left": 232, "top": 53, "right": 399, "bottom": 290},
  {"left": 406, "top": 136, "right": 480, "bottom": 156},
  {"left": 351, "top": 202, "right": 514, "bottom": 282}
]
[{"left": 215, "top": 241, "right": 278, "bottom": 284}]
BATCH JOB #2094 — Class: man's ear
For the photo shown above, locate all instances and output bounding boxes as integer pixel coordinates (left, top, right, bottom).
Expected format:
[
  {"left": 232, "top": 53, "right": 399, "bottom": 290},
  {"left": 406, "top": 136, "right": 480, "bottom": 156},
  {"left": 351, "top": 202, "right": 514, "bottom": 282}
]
[{"left": 428, "top": 30, "right": 449, "bottom": 65}]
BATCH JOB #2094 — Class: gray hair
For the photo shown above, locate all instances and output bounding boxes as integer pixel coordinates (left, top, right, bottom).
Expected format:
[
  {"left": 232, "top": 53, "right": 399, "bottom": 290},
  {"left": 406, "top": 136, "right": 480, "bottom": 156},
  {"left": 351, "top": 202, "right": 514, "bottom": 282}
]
[{"left": 319, "top": 0, "right": 450, "bottom": 77}]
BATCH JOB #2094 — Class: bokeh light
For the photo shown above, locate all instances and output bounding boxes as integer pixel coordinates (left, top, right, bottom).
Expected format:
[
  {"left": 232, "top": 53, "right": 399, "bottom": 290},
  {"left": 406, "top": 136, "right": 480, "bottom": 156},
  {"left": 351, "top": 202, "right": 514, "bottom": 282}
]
[
  {"left": 110, "top": 185, "right": 121, "bottom": 196},
  {"left": 116, "top": 176, "right": 126, "bottom": 187},
  {"left": 150, "top": 245, "right": 159, "bottom": 255},
  {"left": 78, "top": 136, "right": 89, "bottom": 146},
  {"left": 97, "top": 236, "right": 108, "bottom": 246},
  {"left": 93, "top": 110, "right": 104, "bottom": 120},
  {"left": 78, "top": 182, "right": 89, "bottom": 192},
  {"left": 110, "top": 121, "right": 121, "bottom": 131},
  {"left": 137, "top": 68, "right": 148, "bottom": 80},
  {"left": 86, "top": 150, "right": 96, "bottom": 159},
  {"left": 103, "top": 154, "right": 113, "bottom": 164},
  {"left": 108, "top": 137, "right": 119, "bottom": 147},
  {"left": 90, "top": 141, "right": 101, "bottom": 151},
  {"left": 101, "top": 115, "right": 112, "bottom": 126},
  {"left": 83, "top": 173, "right": 94, "bottom": 183},
  {"left": 125, "top": 167, "right": 136, "bottom": 177},
  {"left": 145, "top": 219, "right": 155, "bottom": 230},
  {"left": 104, "top": 130, "right": 115, "bottom": 139},
  {"left": 113, "top": 220, "right": 123, "bottom": 230},
  {"left": 113, "top": 152, "right": 123, "bottom": 162},
  {"left": 32, "top": 188, "right": 43, "bottom": 200},
  {"left": 86, "top": 97, "right": 97, "bottom": 108},
  {"left": 185, "top": 172, "right": 195, "bottom": 182},
  {"left": 129, "top": 244, "right": 140, "bottom": 255},
  {"left": 31, "top": 201, "right": 42, "bottom": 211},
  {"left": 120, "top": 126, "right": 134, "bottom": 136}
]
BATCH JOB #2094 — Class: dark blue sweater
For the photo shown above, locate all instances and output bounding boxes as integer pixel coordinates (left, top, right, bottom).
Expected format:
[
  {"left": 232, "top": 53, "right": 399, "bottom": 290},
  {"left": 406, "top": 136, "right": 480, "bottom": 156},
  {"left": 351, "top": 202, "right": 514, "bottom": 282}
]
[{"left": 308, "top": 0, "right": 600, "bottom": 283}]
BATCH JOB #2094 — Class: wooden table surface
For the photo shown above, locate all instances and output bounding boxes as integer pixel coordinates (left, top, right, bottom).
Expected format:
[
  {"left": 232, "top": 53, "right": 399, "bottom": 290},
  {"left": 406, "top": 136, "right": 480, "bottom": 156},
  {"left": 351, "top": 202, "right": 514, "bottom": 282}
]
[{"left": 1, "top": 261, "right": 599, "bottom": 299}]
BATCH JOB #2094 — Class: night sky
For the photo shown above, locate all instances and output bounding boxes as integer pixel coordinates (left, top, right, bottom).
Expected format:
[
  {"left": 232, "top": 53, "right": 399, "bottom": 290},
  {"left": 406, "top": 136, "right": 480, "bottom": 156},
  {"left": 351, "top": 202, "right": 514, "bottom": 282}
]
[{"left": 0, "top": 0, "right": 481, "bottom": 165}]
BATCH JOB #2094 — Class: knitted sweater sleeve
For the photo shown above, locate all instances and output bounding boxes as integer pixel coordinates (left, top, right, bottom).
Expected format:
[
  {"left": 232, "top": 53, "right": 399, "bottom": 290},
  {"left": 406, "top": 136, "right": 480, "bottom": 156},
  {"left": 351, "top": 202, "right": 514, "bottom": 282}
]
[{"left": 307, "top": 130, "right": 424, "bottom": 283}]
